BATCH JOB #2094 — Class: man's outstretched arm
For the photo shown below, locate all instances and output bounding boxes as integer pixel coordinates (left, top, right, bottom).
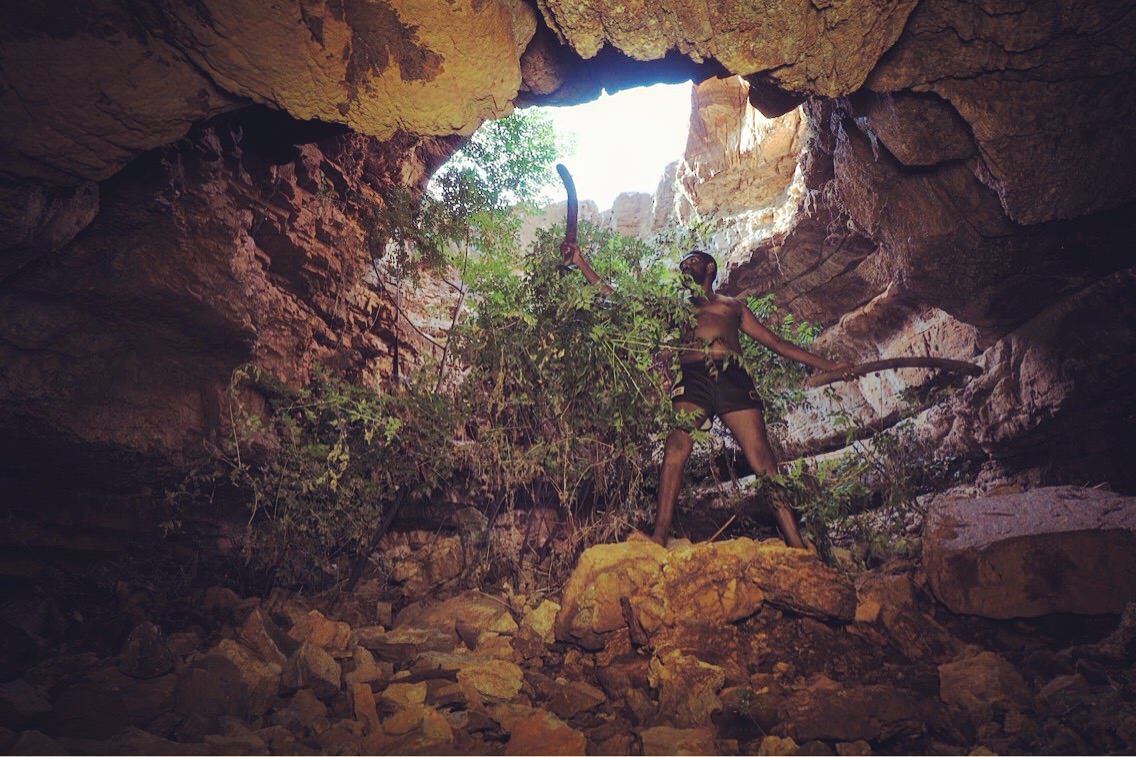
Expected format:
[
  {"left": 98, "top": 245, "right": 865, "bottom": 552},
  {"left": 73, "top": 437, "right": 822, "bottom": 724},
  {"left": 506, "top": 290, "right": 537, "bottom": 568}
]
[
  {"left": 739, "top": 304, "right": 849, "bottom": 372},
  {"left": 561, "top": 241, "right": 614, "bottom": 295}
]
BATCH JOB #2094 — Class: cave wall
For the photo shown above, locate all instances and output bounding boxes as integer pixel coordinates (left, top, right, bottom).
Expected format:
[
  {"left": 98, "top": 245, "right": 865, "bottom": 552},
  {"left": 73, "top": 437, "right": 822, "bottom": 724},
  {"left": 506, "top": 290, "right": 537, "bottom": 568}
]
[
  {"left": 0, "top": 108, "right": 459, "bottom": 481},
  {"left": 2, "top": 0, "right": 1135, "bottom": 536}
]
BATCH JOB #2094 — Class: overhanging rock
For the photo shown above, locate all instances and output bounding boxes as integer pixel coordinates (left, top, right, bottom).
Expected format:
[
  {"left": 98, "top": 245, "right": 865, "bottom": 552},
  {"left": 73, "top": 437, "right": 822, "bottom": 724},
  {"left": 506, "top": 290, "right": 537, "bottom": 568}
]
[{"left": 923, "top": 487, "right": 1136, "bottom": 619}]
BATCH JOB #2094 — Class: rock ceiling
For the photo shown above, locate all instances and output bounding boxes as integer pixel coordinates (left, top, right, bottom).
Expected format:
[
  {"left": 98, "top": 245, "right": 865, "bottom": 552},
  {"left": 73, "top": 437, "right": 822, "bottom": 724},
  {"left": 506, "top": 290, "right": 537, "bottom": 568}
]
[{"left": 1, "top": 0, "right": 1134, "bottom": 489}]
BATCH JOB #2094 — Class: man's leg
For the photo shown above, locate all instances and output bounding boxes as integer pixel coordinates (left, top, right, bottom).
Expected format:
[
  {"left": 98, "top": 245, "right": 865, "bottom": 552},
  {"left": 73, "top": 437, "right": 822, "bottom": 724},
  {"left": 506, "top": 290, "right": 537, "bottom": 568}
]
[
  {"left": 653, "top": 401, "right": 705, "bottom": 545},
  {"left": 720, "top": 408, "right": 806, "bottom": 549}
]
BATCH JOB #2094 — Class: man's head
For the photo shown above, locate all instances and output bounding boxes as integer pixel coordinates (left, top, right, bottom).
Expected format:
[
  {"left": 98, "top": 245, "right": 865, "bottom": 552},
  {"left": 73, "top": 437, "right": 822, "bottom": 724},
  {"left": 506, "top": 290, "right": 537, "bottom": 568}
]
[{"left": 679, "top": 250, "right": 717, "bottom": 287}]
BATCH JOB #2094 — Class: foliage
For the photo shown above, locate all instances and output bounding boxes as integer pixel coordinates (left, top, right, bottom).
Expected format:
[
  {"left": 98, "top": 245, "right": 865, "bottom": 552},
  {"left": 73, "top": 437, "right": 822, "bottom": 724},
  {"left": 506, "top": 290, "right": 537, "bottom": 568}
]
[
  {"left": 169, "top": 366, "right": 459, "bottom": 589},
  {"left": 430, "top": 107, "right": 563, "bottom": 212},
  {"left": 740, "top": 294, "right": 822, "bottom": 426},
  {"left": 361, "top": 108, "right": 564, "bottom": 284},
  {"left": 764, "top": 388, "right": 961, "bottom": 565},
  {"left": 455, "top": 221, "right": 690, "bottom": 524}
]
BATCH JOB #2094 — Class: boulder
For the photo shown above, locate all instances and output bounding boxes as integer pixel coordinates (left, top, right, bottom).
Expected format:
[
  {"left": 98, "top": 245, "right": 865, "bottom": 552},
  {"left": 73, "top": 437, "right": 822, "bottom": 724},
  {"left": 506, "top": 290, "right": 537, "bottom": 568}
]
[
  {"left": 756, "top": 735, "right": 800, "bottom": 755},
  {"left": 648, "top": 649, "right": 726, "bottom": 728},
  {"left": 521, "top": 599, "right": 561, "bottom": 644},
  {"left": 657, "top": 540, "right": 769, "bottom": 629},
  {"left": 656, "top": 539, "right": 854, "bottom": 628},
  {"left": 357, "top": 626, "right": 458, "bottom": 663},
  {"left": 118, "top": 621, "right": 175, "bottom": 679},
  {"left": 555, "top": 540, "right": 668, "bottom": 649},
  {"left": 394, "top": 590, "right": 518, "bottom": 637},
  {"left": 381, "top": 681, "right": 428, "bottom": 709},
  {"left": 281, "top": 642, "right": 341, "bottom": 700},
  {"left": 939, "top": 651, "right": 1031, "bottom": 722},
  {"left": 349, "top": 682, "right": 381, "bottom": 735},
  {"left": 202, "top": 639, "right": 281, "bottom": 718},
  {"left": 923, "top": 487, "right": 1136, "bottom": 618},
  {"left": 237, "top": 608, "right": 290, "bottom": 666},
  {"left": 456, "top": 658, "right": 525, "bottom": 703},
  {"left": 548, "top": 679, "right": 606, "bottom": 719},
  {"left": 556, "top": 538, "right": 856, "bottom": 650},
  {"left": 286, "top": 610, "right": 352, "bottom": 655},
  {"left": 343, "top": 646, "right": 391, "bottom": 688},
  {"left": 739, "top": 540, "right": 858, "bottom": 622}
]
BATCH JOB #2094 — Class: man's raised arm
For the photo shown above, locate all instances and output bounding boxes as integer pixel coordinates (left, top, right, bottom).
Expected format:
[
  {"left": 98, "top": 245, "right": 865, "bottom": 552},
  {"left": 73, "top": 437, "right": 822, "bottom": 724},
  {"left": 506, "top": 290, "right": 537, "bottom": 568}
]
[
  {"left": 739, "top": 303, "right": 849, "bottom": 373},
  {"left": 561, "top": 241, "right": 614, "bottom": 296}
]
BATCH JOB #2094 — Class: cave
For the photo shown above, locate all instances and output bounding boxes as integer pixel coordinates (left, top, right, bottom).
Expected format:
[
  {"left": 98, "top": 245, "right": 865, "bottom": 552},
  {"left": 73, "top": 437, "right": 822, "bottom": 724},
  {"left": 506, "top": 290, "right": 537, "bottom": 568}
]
[{"left": 1, "top": 0, "right": 1135, "bottom": 753}]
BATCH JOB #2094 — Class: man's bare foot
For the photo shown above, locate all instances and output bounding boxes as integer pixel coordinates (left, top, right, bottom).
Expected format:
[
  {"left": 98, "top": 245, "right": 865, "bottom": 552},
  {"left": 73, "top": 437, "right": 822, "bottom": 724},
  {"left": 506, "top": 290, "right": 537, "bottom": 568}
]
[{"left": 626, "top": 530, "right": 664, "bottom": 546}]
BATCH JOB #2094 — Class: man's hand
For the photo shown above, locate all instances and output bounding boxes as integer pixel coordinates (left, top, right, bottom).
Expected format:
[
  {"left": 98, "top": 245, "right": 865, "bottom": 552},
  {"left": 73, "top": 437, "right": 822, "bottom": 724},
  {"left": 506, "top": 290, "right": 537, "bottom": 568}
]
[
  {"left": 823, "top": 360, "right": 855, "bottom": 381},
  {"left": 561, "top": 241, "right": 614, "bottom": 294},
  {"left": 560, "top": 241, "right": 583, "bottom": 267}
]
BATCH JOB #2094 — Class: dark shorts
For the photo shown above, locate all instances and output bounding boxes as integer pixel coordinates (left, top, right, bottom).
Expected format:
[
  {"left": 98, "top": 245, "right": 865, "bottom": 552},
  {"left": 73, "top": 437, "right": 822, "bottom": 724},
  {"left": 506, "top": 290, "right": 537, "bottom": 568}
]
[{"left": 671, "top": 360, "right": 764, "bottom": 429}]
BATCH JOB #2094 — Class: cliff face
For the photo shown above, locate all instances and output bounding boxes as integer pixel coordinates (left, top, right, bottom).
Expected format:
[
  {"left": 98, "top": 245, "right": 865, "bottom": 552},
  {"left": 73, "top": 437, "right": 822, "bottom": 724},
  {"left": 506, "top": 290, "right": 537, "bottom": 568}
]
[
  {"left": 1, "top": 0, "right": 1135, "bottom": 521},
  {"left": 670, "top": 78, "right": 1135, "bottom": 489}
]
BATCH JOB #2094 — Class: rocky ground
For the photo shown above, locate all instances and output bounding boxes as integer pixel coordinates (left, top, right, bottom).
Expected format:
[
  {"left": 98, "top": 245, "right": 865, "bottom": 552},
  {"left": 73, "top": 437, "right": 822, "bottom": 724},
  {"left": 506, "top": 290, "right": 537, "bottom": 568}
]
[{"left": 3, "top": 487, "right": 1136, "bottom": 756}]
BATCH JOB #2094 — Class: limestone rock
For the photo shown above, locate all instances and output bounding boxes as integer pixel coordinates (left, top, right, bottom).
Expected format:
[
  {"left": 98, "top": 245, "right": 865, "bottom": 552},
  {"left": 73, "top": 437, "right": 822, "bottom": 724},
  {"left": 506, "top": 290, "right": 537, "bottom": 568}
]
[
  {"left": 287, "top": 610, "right": 352, "bottom": 655},
  {"left": 680, "top": 76, "right": 806, "bottom": 218},
  {"left": 0, "top": 0, "right": 536, "bottom": 183},
  {"left": 639, "top": 725, "right": 716, "bottom": 756},
  {"left": 865, "top": 0, "right": 1136, "bottom": 225},
  {"left": 548, "top": 679, "right": 606, "bottom": 719},
  {"left": 0, "top": 181, "right": 99, "bottom": 264},
  {"left": 780, "top": 683, "right": 923, "bottom": 743},
  {"left": 454, "top": 658, "right": 525, "bottom": 703},
  {"left": 518, "top": 198, "right": 604, "bottom": 250},
  {"left": 658, "top": 540, "right": 769, "bottom": 629},
  {"left": 312, "top": 718, "right": 365, "bottom": 754},
  {"left": 554, "top": 539, "right": 668, "bottom": 649},
  {"left": 648, "top": 649, "right": 726, "bottom": 728},
  {"left": 269, "top": 688, "right": 330, "bottom": 736},
  {"left": 281, "top": 642, "right": 341, "bottom": 700},
  {"left": 521, "top": 600, "right": 560, "bottom": 644},
  {"left": 344, "top": 646, "right": 391, "bottom": 688},
  {"left": 939, "top": 651, "right": 1031, "bottom": 722},
  {"left": 381, "top": 682, "right": 428, "bottom": 709},
  {"left": 923, "top": 487, "right": 1136, "bottom": 618},
  {"left": 556, "top": 538, "right": 855, "bottom": 652},
  {"left": 349, "top": 682, "right": 381, "bottom": 736},
  {"left": 237, "top": 608, "right": 289, "bottom": 666},
  {"left": 740, "top": 541, "right": 857, "bottom": 622},
  {"left": 599, "top": 192, "right": 654, "bottom": 239},
  {"left": 537, "top": 0, "right": 917, "bottom": 97},
  {"left": 756, "top": 735, "right": 799, "bottom": 756},
  {"left": 395, "top": 590, "right": 518, "bottom": 637},
  {"left": 386, "top": 532, "right": 467, "bottom": 598},
  {"left": 201, "top": 639, "right": 281, "bottom": 718},
  {"left": 0, "top": 119, "right": 461, "bottom": 530},
  {"left": 503, "top": 708, "right": 586, "bottom": 756},
  {"left": 356, "top": 626, "right": 458, "bottom": 663}
]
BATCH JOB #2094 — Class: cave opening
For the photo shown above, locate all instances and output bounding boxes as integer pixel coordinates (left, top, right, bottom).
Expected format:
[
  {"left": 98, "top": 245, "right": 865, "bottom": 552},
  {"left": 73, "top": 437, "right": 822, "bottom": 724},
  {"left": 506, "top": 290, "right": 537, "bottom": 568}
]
[{"left": 2, "top": 3, "right": 1136, "bottom": 751}]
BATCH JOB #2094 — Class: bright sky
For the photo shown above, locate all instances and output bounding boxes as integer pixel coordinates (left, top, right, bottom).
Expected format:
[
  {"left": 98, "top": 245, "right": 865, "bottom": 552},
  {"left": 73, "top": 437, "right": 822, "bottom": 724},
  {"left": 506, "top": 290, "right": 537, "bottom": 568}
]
[{"left": 540, "top": 82, "right": 693, "bottom": 211}]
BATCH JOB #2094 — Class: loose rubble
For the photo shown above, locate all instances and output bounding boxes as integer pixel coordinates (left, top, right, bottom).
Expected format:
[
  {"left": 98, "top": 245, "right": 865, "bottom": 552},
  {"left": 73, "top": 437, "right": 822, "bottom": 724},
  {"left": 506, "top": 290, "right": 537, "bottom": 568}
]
[{"left": 3, "top": 530, "right": 1136, "bottom": 755}]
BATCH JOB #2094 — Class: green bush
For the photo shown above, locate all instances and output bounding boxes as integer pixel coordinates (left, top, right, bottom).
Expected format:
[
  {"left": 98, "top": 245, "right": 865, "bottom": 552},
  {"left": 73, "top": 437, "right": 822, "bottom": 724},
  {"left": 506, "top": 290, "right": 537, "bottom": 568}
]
[{"left": 169, "top": 366, "right": 460, "bottom": 589}]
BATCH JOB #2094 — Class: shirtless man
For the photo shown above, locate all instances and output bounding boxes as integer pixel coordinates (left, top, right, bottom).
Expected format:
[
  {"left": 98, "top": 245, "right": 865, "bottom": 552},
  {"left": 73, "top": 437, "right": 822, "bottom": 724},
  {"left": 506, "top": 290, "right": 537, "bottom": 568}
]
[{"left": 561, "top": 243, "right": 848, "bottom": 548}]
